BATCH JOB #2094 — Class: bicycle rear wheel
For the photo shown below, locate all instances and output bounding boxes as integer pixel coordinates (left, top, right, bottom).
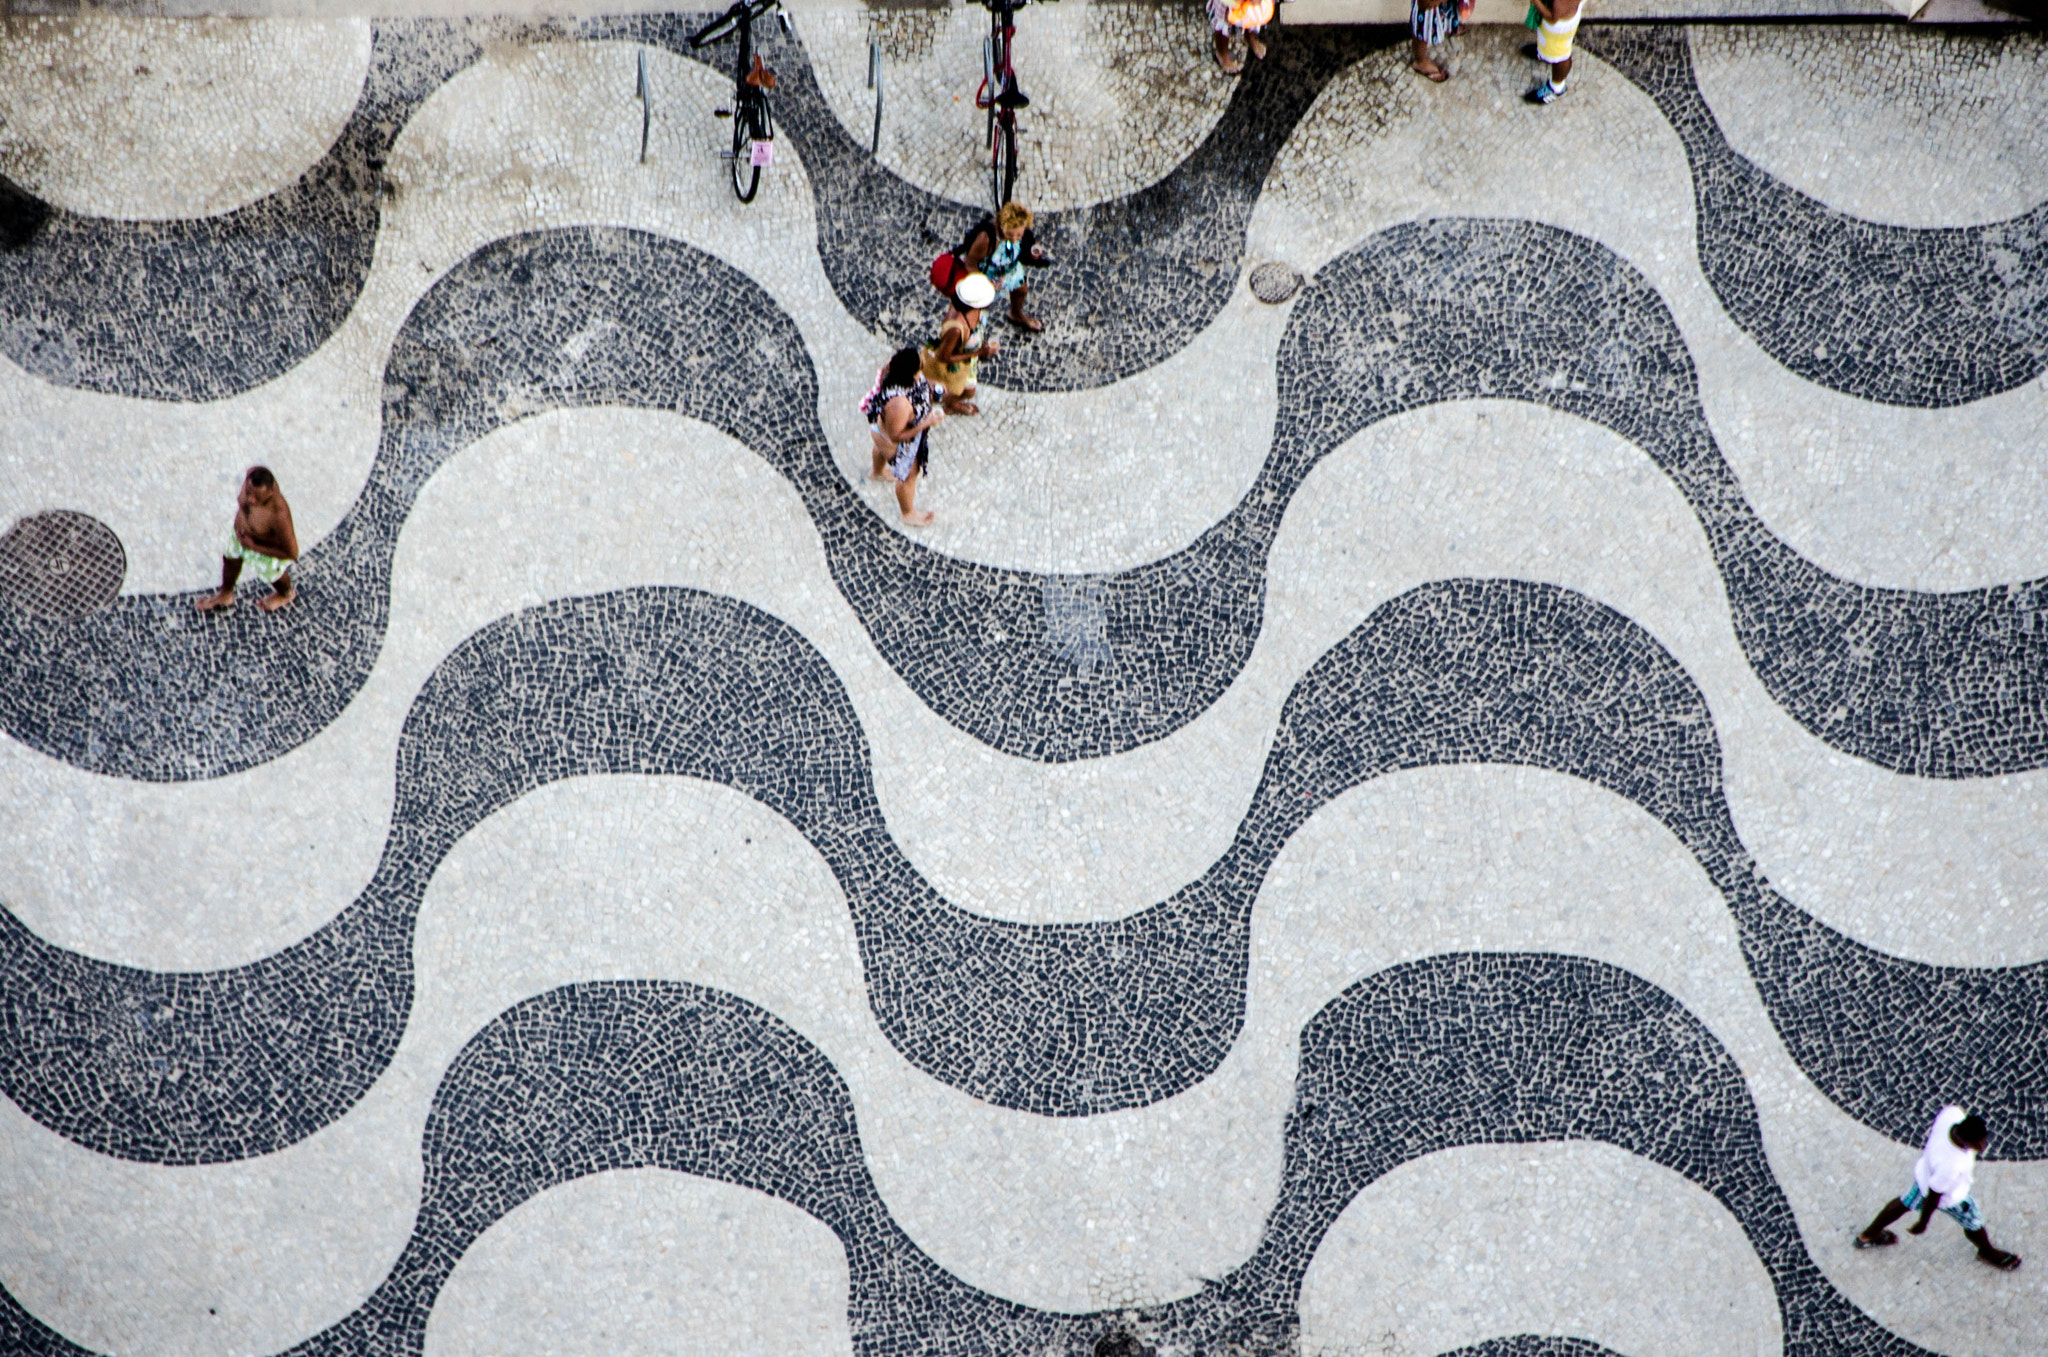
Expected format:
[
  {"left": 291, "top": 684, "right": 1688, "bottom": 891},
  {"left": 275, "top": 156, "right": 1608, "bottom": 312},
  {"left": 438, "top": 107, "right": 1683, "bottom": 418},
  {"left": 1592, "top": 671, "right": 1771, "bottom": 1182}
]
[
  {"left": 732, "top": 96, "right": 765, "bottom": 203},
  {"left": 989, "top": 115, "right": 1017, "bottom": 212}
]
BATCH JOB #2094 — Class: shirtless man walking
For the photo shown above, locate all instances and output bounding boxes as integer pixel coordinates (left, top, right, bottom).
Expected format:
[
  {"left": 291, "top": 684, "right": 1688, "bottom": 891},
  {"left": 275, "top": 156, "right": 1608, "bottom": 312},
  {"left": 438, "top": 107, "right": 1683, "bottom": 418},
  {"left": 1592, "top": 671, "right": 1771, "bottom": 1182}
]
[{"left": 195, "top": 466, "right": 300, "bottom": 613}]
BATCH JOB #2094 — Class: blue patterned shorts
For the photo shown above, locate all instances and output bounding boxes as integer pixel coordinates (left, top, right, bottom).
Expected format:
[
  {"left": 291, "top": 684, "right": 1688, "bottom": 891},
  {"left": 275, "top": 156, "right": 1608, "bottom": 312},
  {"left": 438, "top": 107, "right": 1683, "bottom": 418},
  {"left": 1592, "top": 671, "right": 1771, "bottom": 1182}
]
[{"left": 1902, "top": 1181, "right": 1984, "bottom": 1232}]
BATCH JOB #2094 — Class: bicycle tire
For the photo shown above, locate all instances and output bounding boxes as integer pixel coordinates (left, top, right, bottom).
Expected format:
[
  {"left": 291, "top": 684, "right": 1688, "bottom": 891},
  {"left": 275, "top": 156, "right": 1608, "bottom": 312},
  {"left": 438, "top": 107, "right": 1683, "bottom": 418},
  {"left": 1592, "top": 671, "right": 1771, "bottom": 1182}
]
[
  {"left": 991, "top": 117, "right": 1017, "bottom": 212},
  {"left": 732, "top": 97, "right": 765, "bottom": 203}
]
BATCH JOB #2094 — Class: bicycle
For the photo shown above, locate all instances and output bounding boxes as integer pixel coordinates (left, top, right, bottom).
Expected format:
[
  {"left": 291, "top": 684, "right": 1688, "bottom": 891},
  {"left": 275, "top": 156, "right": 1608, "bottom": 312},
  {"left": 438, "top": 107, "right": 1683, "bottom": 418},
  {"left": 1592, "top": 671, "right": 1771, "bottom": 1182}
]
[
  {"left": 690, "top": 0, "right": 792, "bottom": 204},
  {"left": 974, "top": 0, "right": 1035, "bottom": 212}
]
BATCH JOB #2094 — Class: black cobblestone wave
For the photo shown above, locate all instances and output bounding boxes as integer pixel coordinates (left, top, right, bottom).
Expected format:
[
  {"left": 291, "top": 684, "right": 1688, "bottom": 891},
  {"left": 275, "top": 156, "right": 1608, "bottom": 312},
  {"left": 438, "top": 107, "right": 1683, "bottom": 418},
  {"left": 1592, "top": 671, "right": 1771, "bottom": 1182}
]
[
  {"left": 0, "top": 19, "right": 544, "bottom": 402},
  {"left": 0, "top": 13, "right": 1377, "bottom": 404},
  {"left": 1581, "top": 25, "right": 2048, "bottom": 409},
  {"left": 5, "top": 578, "right": 2041, "bottom": 1163},
  {"left": 0, "top": 959, "right": 1942, "bottom": 1355},
  {"left": 626, "top": 14, "right": 1387, "bottom": 393},
  {"left": 7, "top": 219, "right": 2042, "bottom": 783},
  {"left": 1266, "top": 218, "right": 2048, "bottom": 779}
]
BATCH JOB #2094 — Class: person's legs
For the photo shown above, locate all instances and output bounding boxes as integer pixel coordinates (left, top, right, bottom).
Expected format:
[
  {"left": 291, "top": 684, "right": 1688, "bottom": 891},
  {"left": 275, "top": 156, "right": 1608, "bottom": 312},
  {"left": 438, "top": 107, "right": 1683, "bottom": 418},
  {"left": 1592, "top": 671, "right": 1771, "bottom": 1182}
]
[
  {"left": 1245, "top": 29, "right": 1266, "bottom": 60},
  {"left": 895, "top": 467, "right": 933, "bottom": 526},
  {"left": 259, "top": 570, "right": 295, "bottom": 612},
  {"left": 1008, "top": 281, "right": 1042, "bottom": 333},
  {"left": 1856, "top": 1197, "right": 1910, "bottom": 1245},
  {"left": 195, "top": 555, "right": 244, "bottom": 612},
  {"left": 1213, "top": 31, "right": 1242, "bottom": 74},
  {"left": 1553, "top": 54, "right": 1573, "bottom": 85},
  {"left": 1963, "top": 1227, "right": 2022, "bottom": 1269},
  {"left": 1411, "top": 36, "right": 1446, "bottom": 80},
  {"left": 871, "top": 428, "right": 895, "bottom": 480}
]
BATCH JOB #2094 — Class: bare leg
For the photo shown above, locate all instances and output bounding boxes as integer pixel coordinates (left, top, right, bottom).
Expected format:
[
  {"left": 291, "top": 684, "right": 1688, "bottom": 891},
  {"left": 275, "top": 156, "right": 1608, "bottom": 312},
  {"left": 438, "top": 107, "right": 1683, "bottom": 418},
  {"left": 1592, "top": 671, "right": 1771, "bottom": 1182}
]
[
  {"left": 258, "top": 571, "right": 295, "bottom": 612},
  {"left": 895, "top": 469, "right": 933, "bottom": 526},
  {"left": 870, "top": 430, "right": 894, "bottom": 480},
  {"left": 1246, "top": 31, "right": 1266, "bottom": 60},
  {"left": 1412, "top": 37, "right": 1447, "bottom": 80},
  {"left": 195, "top": 556, "right": 243, "bottom": 612},
  {"left": 1857, "top": 1197, "right": 1909, "bottom": 1245},
  {"left": 1213, "top": 32, "right": 1242, "bottom": 74},
  {"left": 1965, "top": 1226, "right": 2022, "bottom": 1269},
  {"left": 1554, "top": 55, "right": 1573, "bottom": 83},
  {"left": 1008, "top": 282, "right": 1043, "bottom": 333}
]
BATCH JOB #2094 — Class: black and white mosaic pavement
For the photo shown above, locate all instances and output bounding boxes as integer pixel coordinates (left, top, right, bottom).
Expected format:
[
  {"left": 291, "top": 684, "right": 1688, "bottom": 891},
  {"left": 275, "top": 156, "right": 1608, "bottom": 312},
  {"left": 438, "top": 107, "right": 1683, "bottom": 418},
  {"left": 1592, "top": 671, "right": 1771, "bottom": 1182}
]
[
  {"left": 5, "top": 218, "right": 2043, "bottom": 780},
  {"left": 3, "top": 17, "right": 2043, "bottom": 1354},
  {"left": 6, "top": 576, "right": 2041, "bottom": 1162},
  {"left": 9, "top": 19, "right": 2031, "bottom": 410},
  {"left": 0, "top": 956, "right": 1953, "bottom": 1355},
  {"left": 1581, "top": 25, "right": 2048, "bottom": 409},
  {"left": 0, "top": 19, "right": 545, "bottom": 402}
]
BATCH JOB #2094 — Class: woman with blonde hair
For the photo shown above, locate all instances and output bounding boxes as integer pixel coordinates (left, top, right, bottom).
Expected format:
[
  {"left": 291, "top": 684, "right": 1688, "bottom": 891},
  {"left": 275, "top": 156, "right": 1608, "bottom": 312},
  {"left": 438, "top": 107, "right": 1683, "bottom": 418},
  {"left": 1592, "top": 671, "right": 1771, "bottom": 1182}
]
[{"left": 960, "top": 200, "right": 1050, "bottom": 333}]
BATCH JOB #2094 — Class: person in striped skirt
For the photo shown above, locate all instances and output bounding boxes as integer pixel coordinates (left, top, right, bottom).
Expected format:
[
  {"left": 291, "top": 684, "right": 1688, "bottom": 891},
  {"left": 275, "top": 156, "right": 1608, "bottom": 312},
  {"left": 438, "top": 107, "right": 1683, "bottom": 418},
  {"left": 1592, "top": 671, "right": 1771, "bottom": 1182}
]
[{"left": 1410, "top": 0, "right": 1469, "bottom": 82}]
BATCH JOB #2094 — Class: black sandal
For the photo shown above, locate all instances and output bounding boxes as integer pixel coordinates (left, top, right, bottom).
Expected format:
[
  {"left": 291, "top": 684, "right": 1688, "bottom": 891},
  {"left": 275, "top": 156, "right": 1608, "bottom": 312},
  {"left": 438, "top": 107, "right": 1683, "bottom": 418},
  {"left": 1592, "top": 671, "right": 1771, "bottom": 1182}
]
[
  {"left": 1979, "top": 1249, "right": 2022, "bottom": 1271},
  {"left": 1853, "top": 1229, "right": 1898, "bottom": 1249}
]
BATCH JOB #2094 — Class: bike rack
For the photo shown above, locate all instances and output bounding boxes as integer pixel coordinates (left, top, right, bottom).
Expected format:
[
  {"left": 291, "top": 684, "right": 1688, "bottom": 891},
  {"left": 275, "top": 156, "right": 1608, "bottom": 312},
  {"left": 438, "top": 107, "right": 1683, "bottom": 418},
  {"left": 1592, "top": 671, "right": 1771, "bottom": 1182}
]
[
  {"left": 635, "top": 48, "right": 652, "bottom": 164},
  {"left": 867, "top": 37, "right": 883, "bottom": 156}
]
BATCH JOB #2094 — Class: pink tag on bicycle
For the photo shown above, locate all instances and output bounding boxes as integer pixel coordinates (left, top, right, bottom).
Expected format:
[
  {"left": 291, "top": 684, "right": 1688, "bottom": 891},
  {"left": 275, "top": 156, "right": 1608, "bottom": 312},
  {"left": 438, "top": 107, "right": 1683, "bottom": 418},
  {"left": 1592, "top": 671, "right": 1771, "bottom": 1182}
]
[{"left": 749, "top": 140, "right": 774, "bottom": 168}]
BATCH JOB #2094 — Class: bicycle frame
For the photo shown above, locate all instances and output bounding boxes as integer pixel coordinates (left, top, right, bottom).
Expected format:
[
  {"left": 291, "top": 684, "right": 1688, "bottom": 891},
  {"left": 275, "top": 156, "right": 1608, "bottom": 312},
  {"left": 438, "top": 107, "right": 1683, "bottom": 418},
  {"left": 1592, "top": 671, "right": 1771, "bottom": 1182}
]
[
  {"left": 975, "top": 0, "right": 1026, "bottom": 211},
  {"left": 690, "top": 0, "right": 789, "bottom": 204}
]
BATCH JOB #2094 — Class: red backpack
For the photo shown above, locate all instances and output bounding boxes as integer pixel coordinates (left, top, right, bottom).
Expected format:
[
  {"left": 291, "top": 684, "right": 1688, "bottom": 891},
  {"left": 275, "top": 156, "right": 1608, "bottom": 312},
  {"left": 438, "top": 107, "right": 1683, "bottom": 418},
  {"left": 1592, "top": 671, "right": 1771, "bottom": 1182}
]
[{"left": 929, "top": 250, "right": 968, "bottom": 296}]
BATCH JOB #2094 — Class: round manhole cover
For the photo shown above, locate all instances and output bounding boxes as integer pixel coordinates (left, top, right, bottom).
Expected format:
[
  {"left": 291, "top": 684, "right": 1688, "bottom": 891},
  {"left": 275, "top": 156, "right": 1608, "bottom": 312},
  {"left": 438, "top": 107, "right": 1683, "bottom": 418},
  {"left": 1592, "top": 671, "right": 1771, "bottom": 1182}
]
[
  {"left": 0, "top": 510, "right": 127, "bottom": 620},
  {"left": 1249, "top": 260, "right": 1303, "bottom": 304}
]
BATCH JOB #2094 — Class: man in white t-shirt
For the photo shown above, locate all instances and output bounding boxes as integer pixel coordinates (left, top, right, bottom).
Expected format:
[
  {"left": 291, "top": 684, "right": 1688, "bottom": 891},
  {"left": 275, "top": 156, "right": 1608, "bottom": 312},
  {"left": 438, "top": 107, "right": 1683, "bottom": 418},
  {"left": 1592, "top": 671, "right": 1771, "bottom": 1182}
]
[{"left": 1856, "top": 1106, "right": 2021, "bottom": 1270}]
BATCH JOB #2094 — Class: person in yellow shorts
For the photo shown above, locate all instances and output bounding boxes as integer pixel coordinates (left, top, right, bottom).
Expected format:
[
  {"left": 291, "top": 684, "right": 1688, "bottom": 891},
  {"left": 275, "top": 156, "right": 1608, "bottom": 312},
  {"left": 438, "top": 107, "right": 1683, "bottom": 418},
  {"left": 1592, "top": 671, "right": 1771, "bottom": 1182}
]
[{"left": 1525, "top": 0, "right": 1581, "bottom": 105}]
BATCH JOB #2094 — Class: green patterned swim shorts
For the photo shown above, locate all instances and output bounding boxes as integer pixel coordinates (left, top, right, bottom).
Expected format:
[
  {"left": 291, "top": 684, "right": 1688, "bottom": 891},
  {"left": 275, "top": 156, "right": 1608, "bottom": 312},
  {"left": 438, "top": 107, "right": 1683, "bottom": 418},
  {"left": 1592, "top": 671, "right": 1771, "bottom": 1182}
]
[{"left": 225, "top": 534, "right": 293, "bottom": 584}]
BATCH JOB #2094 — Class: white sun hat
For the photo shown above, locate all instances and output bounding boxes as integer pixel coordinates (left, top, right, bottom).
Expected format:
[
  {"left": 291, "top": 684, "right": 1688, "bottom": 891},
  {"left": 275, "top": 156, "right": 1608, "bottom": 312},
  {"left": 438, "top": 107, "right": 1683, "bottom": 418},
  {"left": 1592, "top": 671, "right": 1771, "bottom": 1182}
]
[{"left": 953, "top": 271, "right": 997, "bottom": 310}]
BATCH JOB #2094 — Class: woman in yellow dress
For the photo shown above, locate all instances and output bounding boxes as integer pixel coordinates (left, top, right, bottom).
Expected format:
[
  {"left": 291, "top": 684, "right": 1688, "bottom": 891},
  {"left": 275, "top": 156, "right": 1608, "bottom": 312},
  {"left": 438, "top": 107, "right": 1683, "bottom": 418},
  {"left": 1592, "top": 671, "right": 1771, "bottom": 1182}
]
[{"left": 921, "top": 271, "right": 1000, "bottom": 416}]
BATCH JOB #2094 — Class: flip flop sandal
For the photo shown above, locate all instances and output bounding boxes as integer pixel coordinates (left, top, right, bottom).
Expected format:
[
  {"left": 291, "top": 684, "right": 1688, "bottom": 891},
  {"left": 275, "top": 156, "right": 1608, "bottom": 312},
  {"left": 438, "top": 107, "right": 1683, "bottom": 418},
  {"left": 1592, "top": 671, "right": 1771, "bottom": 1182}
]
[
  {"left": 1980, "top": 1250, "right": 2022, "bottom": 1271},
  {"left": 1853, "top": 1230, "right": 1898, "bottom": 1248}
]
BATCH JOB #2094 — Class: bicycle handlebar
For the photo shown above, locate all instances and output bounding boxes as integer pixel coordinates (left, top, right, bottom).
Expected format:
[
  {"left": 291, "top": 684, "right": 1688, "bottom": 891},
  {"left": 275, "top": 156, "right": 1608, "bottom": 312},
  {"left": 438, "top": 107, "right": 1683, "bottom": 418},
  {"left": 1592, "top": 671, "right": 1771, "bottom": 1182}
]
[{"left": 688, "top": 0, "right": 781, "bottom": 48}]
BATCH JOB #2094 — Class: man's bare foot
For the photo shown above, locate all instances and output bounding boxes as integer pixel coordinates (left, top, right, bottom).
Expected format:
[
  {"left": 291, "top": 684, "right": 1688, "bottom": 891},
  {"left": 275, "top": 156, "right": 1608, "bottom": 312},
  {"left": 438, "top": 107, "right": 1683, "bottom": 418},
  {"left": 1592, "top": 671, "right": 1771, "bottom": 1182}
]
[
  {"left": 1247, "top": 34, "right": 1267, "bottom": 60},
  {"left": 902, "top": 510, "right": 935, "bottom": 527},
  {"left": 1216, "top": 52, "right": 1243, "bottom": 74},
  {"left": 1010, "top": 309, "right": 1044, "bottom": 333},
  {"left": 951, "top": 400, "right": 981, "bottom": 416},
  {"left": 258, "top": 586, "right": 295, "bottom": 613},
  {"left": 195, "top": 590, "right": 235, "bottom": 613},
  {"left": 1413, "top": 57, "right": 1449, "bottom": 82}
]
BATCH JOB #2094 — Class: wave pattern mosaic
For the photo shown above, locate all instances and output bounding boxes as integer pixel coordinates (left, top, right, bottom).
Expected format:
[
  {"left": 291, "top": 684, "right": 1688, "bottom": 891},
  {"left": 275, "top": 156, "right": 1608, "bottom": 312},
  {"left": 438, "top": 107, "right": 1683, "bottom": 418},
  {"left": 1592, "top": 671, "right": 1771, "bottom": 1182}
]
[{"left": 1, "top": 11, "right": 2044, "bottom": 1357}]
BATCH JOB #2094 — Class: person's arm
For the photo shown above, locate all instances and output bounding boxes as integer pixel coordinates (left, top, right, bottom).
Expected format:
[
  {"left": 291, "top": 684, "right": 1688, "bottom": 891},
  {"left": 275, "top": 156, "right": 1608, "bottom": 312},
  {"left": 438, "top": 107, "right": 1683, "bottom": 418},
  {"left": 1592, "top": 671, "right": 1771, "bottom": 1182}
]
[
  {"left": 879, "top": 394, "right": 916, "bottom": 444},
  {"left": 931, "top": 322, "right": 964, "bottom": 365},
  {"left": 273, "top": 502, "right": 300, "bottom": 561},
  {"left": 245, "top": 502, "right": 298, "bottom": 561},
  {"left": 1531, "top": 0, "right": 1556, "bottom": 20},
  {"left": 962, "top": 230, "right": 992, "bottom": 272},
  {"left": 1907, "top": 1190, "right": 1942, "bottom": 1234}
]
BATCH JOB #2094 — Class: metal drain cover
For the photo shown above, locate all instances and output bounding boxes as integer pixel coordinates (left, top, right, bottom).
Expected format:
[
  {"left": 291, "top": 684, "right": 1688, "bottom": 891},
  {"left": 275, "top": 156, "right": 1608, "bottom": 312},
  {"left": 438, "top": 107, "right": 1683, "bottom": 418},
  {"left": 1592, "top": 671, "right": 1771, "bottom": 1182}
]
[
  {"left": 0, "top": 510, "right": 126, "bottom": 620},
  {"left": 1249, "top": 260, "right": 1303, "bottom": 304}
]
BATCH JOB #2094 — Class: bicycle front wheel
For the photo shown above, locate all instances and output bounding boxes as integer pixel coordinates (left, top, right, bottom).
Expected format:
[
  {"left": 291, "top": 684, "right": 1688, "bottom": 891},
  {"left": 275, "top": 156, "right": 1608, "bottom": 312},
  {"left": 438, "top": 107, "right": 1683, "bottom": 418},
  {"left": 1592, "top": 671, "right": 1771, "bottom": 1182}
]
[
  {"left": 989, "top": 116, "right": 1017, "bottom": 212},
  {"left": 732, "top": 97, "right": 766, "bottom": 203}
]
